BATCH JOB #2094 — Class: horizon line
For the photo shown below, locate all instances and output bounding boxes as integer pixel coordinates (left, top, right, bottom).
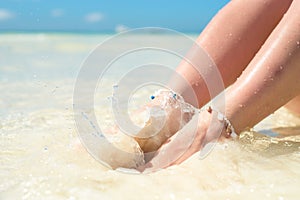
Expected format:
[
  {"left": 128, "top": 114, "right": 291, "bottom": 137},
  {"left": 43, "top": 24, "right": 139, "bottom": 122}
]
[{"left": 0, "top": 28, "right": 201, "bottom": 35}]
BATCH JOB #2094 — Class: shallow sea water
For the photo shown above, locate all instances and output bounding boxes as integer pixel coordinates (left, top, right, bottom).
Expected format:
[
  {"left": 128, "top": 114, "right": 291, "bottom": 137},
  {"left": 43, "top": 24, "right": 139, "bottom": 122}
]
[{"left": 1, "top": 34, "right": 300, "bottom": 200}]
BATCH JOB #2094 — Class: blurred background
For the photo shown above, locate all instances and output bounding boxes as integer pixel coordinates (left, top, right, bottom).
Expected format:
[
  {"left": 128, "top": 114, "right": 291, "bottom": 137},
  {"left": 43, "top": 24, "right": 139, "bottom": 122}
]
[{"left": 0, "top": 0, "right": 229, "bottom": 33}]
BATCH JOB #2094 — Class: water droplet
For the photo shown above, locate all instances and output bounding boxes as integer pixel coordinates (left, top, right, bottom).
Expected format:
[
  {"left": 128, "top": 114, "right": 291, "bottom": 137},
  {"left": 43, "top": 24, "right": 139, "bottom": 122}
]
[
  {"left": 279, "top": 65, "right": 283, "bottom": 70},
  {"left": 112, "top": 84, "right": 119, "bottom": 96},
  {"left": 217, "top": 112, "right": 224, "bottom": 121},
  {"left": 51, "top": 86, "right": 59, "bottom": 94}
]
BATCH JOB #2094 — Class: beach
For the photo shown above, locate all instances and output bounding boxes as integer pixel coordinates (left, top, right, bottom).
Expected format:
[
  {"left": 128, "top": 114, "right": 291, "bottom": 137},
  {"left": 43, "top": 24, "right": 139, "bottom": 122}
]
[{"left": 1, "top": 33, "right": 300, "bottom": 199}]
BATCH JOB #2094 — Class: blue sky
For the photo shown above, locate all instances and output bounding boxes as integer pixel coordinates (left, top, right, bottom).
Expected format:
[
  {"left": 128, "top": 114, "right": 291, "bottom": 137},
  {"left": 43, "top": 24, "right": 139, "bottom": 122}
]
[{"left": 0, "top": 0, "right": 229, "bottom": 33}]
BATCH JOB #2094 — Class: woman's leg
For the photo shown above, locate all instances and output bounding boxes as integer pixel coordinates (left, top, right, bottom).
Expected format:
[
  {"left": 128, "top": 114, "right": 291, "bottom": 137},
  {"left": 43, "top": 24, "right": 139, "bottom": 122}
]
[
  {"left": 175, "top": 0, "right": 292, "bottom": 107},
  {"left": 135, "top": 0, "right": 293, "bottom": 152},
  {"left": 225, "top": 0, "right": 300, "bottom": 133},
  {"left": 141, "top": 1, "right": 300, "bottom": 168}
]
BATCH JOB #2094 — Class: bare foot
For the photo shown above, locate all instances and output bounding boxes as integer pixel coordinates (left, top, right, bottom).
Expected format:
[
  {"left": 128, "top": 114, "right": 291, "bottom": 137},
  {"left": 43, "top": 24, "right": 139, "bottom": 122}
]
[{"left": 134, "top": 90, "right": 196, "bottom": 153}]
